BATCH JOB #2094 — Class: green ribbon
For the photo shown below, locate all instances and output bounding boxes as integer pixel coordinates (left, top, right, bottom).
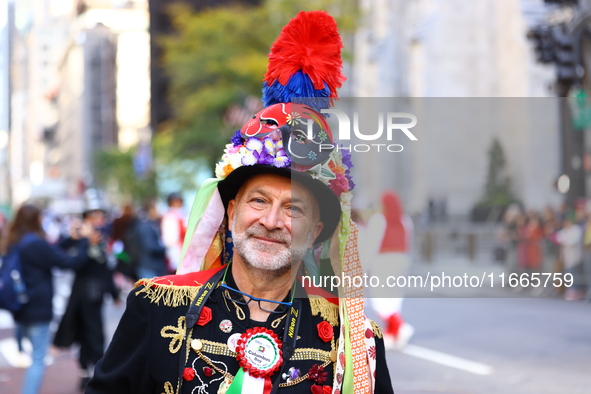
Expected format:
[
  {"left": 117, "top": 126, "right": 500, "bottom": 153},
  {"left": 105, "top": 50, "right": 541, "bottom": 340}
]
[{"left": 225, "top": 368, "right": 245, "bottom": 394}]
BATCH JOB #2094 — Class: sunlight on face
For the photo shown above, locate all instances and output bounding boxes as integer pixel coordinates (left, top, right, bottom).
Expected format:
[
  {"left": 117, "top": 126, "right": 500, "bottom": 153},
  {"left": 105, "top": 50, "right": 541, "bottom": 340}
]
[{"left": 228, "top": 174, "right": 323, "bottom": 273}]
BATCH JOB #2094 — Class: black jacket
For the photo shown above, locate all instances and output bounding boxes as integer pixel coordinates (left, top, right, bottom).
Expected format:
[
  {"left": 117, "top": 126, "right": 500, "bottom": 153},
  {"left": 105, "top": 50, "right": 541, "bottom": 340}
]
[
  {"left": 87, "top": 267, "right": 394, "bottom": 394},
  {"left": 12, "top": 235, "right": 90, "bottom": 324}
]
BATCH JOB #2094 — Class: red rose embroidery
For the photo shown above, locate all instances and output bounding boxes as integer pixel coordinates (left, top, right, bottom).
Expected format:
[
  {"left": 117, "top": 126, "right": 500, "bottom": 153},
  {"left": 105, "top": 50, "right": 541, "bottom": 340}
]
[
  {"left": 317, "top": 321, "right": 333, "bottom": 343},
  {"left": 323, "top": 385, "right": 332, "bottom": 394},
  {"left": 311, "top": 385, "right": 324, "bottom": 394},
  {"left": 203, "top": 367, "right": 214, "bottom": 377},
  {"left": 339, "top": 352, "right": 345, "bottom": 367},
  {"left": 182, "top": 368, "right": 195, "bottom": 381},
  {"left": 197, "top": 306, "right": 212, "bottom": 326}
]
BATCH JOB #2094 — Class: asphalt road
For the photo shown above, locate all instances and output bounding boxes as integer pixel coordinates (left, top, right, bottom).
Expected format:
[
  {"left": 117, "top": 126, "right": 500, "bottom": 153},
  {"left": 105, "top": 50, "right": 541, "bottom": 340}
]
[{"left": 385, "top": 296, "right": 591, "bottom": 394}]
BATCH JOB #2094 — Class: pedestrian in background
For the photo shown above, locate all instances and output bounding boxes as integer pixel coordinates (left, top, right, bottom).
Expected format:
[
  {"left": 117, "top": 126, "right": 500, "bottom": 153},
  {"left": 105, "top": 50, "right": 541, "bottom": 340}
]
[
  {"left": 135, "top": 200, "right": 167, "bottom": 279},
  {"left": 53, "top": 208, "right": 120, "bottom": 391},
  {"left": 361, "top": 190, "right": 414, "bottom": 350},
  {"left": 110, "top": 203, "right": 138, "bottom": 282},
  {"left": 555, "top": 214, "right": 585, "bottom": 300},
  {"left": 2, "top": 204, "right": 94, "bottom": 394},
  {"left": 161, "top": 192, "right": 186, "bottom": 272}
]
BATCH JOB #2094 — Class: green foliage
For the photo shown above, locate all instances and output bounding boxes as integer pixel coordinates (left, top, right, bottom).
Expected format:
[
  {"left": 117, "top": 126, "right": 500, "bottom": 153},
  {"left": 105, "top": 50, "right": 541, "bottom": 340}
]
[
  {"left": 94, "top": 148, "right": 157, "bottom": 204},
  {"left": 154, "top": 0, "right": 358, "bottom": 170},
  {"left": 476, "top": 138, "right": 517, "bottom": 208},
  {"left": 154, "top": 4, "right": 275, "bottom": 169}
]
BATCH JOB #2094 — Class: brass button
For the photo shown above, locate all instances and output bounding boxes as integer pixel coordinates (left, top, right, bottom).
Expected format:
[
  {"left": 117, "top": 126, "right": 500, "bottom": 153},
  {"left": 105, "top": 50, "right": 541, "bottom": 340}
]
[
  {"left": 191, "top": 339, "right": 203, "bottom": 351},
  {"left": 330, "top": 350, "right": 337, "bottom": 362}
]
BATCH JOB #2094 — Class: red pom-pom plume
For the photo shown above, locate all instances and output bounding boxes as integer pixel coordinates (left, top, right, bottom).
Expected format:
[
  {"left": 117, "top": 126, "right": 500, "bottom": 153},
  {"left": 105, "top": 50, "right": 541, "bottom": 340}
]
[{"left": 264, "top": 11, "right": 346, "bottom": 98}]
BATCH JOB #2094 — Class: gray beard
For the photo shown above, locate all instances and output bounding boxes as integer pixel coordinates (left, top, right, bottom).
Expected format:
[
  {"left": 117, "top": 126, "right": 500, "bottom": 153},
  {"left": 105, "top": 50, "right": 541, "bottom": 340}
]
[{"left": 232, "top": 215, "right": 313, "bottom": 276}]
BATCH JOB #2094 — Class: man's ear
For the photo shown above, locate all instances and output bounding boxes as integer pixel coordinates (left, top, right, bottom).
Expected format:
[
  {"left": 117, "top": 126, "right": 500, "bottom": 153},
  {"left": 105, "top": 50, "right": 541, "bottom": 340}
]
[
  {"left": 227, "top": 199, "right": 236, "bottom": 232},
  {"left": 309, "top": 221, "right": 324, "bottom": 249}
]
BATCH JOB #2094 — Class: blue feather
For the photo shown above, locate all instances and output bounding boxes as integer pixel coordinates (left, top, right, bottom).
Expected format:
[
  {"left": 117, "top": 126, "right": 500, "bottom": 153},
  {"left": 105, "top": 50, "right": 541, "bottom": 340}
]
[{"left": 262, "top": 71, "right": 331, "bottom": 113}]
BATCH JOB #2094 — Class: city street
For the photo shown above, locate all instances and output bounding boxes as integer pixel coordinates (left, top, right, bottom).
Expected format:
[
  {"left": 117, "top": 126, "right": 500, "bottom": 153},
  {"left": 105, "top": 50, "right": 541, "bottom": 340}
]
[{"left": 387, "top": 297, "right": 591, "bottom": 394}]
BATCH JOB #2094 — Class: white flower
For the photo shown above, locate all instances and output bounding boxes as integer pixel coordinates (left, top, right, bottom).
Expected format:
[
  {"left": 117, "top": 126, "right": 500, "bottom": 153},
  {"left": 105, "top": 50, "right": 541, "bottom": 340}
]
[
  {"left": 340, "top": 192, "right": 353, "bottom": 208},
  {"left": 215, "top": 161, "right": 228, "bottom": 178}
]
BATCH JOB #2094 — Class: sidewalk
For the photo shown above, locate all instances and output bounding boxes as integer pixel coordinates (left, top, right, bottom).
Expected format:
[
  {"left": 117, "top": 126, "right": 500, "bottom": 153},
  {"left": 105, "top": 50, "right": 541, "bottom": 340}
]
[
  {"left": 0, "top": 292, "right": 126, "bottom": 394},
  {"left": 0, "top": 328, "right": 81, "bottom": 394}
]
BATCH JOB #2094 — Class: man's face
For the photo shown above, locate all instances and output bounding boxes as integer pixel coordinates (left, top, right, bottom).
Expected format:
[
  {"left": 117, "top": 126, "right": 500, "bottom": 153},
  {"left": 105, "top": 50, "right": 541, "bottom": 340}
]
[
  {"left": 85, "top": 210, "right": 105, "bottom": 229},
  {"left": 227, "top": 174, "right": 324, "bottom": 274}
]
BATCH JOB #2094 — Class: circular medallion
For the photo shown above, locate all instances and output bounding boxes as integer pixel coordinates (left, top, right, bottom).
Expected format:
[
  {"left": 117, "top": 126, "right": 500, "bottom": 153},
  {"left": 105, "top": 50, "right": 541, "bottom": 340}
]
[
  {"left": 235, "top": 327, "right": 283, "bottom": 378},
  {"left": 219, "top": 319, "right": 233, "bottom": 334},
  {"left": 227, "top": 333, "right": 242, "bottom": 353}
]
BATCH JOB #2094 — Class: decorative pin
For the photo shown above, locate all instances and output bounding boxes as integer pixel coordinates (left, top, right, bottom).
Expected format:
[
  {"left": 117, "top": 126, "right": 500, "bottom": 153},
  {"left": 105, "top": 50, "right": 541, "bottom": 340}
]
[
  {"left": 281, "top": 367, "right": 301, "bottom": 383},
  {"left": 219, "top": 319, "right": 233, "bottom": 334},
  {"left": 227, "top": 333, "right": 241, "bottom": 353}
]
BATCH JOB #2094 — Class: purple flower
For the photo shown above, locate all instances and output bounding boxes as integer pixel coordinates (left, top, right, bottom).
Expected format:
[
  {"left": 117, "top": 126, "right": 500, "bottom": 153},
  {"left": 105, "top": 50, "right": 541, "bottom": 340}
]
[
  {"left": 341, "top": 148, "right": 354, "bottom": 171},
  {"left": 245, "top": 137, "right": 264, "bottom": 153},
  {"left": 273, "top": 150, "right": 291, "bottom": 168},
  {"left": 231, "top": 130, "right": 245, "bottom": 147},
  {"left": 254, "top": 149, "right": 274, "bottom": 165},
  {"left": 341, "top": 148, "right": 355, "bottom": 191}
]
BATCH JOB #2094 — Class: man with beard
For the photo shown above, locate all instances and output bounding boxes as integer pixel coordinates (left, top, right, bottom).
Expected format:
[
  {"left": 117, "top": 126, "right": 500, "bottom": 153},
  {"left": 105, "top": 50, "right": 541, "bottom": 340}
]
[{"left": 87, "top": 11, "right": 393, "bottom": 394}]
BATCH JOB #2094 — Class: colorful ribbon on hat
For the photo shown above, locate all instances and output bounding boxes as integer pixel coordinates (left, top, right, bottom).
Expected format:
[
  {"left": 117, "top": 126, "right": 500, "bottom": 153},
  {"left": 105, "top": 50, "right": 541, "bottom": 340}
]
[{"left": 178, "top": 178, "right": 224, "bottom": 274}]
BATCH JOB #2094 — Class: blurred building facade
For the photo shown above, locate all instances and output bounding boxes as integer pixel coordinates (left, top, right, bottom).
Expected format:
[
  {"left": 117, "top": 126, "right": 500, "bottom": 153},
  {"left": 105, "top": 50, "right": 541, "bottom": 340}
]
[
  {"left": 0, "top": 1, "right": 12, "bottom": 216},
  {"left": 6, "top": 0, "right": 149, "bottom": 212},
  {"left": 351, "top": 0, "right": 562, "bottom": 218},
  {"left": 55, "top": 22, "right": 117, "bottom": 202},
  {"left": 9, "top": 0, "right": 74, "bottom": 207}
]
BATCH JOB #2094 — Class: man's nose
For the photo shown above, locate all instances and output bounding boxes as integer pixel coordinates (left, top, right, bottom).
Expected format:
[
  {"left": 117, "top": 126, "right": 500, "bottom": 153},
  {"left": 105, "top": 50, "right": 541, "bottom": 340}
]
[{"left": 258, "top": 204, "right": 286, "bottom": 230}]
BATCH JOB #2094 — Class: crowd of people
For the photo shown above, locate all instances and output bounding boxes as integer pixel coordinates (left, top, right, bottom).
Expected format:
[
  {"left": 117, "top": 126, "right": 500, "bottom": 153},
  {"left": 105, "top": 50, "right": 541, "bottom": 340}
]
[
  {"left": 499, "top": 202, "right": 591, "bottom": 300},
  {"left": 0, "top": 193, "right": 187, "bottom": 393}
]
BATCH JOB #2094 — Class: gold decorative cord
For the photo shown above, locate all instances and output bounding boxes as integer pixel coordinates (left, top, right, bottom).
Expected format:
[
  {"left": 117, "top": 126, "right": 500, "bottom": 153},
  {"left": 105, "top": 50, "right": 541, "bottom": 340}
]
[
  {"left": 162, "top": 381, "right": 175, "bottom": 394},
  {"left": 194, "top": 350, "right": 235, "bottom": 381},
  {"left": 160, "top": 317, "right": 186, "bottom": 354},
  {"left": 271, "top": 313, "right": 287, "bottom": 328}
]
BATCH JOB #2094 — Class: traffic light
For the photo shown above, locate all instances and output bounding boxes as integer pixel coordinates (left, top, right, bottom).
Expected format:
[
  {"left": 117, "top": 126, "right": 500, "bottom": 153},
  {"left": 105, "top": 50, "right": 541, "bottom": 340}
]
[
  {"left": 553, "top": 25, "right": 577, "bottom": 84},
  {"left": 544, "top": 0, "right": 577, "bottom": 4},
  {"left": 527, "top": 25, "right": 555, "bottom": 64}
]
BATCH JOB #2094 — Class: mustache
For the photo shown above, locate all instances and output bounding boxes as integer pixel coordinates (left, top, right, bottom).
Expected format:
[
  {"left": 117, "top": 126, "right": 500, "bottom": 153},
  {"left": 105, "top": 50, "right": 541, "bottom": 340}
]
[{"left": 245, "top": 226, "right": 290, "bottom": 244}]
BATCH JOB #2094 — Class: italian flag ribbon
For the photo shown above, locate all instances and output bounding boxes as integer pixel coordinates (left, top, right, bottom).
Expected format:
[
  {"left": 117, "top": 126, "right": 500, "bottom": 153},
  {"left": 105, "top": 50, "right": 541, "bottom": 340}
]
[
  {"left": 227, "top": 327, "right": 282, "bottom": 394},
  {"left": 226, "top": 369, "right": 273, "bottom": 394}
]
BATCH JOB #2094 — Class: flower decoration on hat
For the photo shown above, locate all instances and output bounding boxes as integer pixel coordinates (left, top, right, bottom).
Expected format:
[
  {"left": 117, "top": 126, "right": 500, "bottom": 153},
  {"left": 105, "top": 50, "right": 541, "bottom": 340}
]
[{"left": 213, "top": 9, "right": 354, "bottom": 200}]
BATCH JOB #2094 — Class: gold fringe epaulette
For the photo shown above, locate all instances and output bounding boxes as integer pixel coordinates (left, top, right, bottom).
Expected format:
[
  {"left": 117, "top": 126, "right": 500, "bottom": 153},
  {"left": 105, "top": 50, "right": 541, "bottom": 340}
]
[
  {"left": 370, "top": 319, "right": 383, "bottom": 339},
  {"left": 309, "top": 297, "right": 339, "bottom": 326},
  {"left": 134, "top": 279, "right": 201, "bottom": 308}
]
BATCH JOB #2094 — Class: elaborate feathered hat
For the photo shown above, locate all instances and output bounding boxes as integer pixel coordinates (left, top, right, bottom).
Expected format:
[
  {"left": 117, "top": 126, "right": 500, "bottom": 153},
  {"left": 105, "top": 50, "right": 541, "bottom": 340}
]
[{"left": 177, "top": 11, "right": 376, "bottom": 394}]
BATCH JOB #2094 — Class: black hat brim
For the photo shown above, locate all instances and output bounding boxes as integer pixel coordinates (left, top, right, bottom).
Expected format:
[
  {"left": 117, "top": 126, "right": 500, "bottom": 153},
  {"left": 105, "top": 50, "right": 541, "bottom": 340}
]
[{"left": 217, "top": 165, "right": 341, "bottom": 244}]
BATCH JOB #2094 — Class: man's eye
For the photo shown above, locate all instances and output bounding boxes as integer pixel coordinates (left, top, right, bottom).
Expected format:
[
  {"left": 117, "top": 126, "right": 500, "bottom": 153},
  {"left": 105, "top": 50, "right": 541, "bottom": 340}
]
[
  {"left": 248, "top": 198, "right": 267, "bottom": 209},
  {"left": 287, "top": 206, "right": 304, "bottom": 217}
]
